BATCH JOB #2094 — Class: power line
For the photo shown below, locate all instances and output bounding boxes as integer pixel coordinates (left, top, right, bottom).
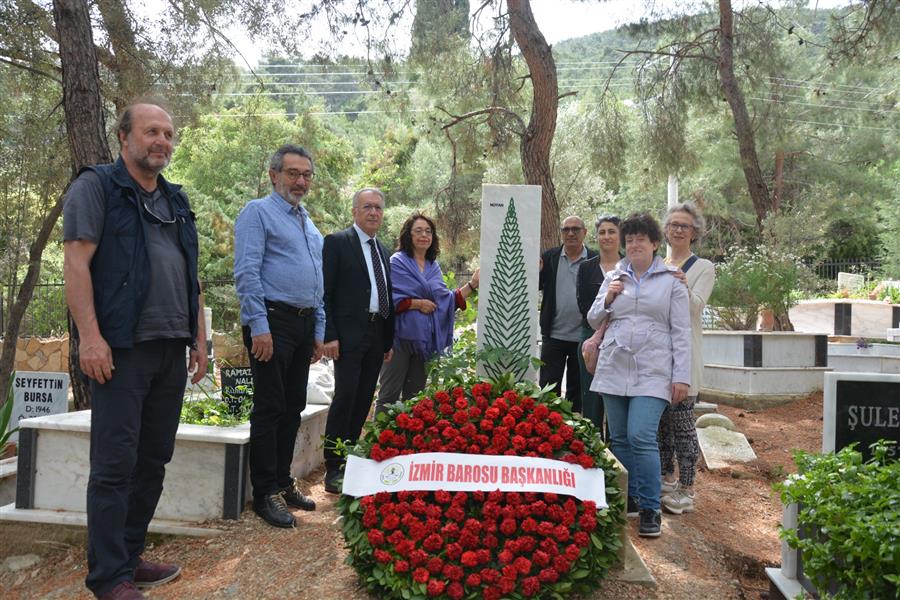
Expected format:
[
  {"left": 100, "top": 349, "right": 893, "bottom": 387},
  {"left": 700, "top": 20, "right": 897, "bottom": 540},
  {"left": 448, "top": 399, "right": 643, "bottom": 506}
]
[
  {"left": 784, "top": 118, "right": 898, "bottom": 132},
  {"left": 748, "top": 96, "right": 898, "bottom": 115}
]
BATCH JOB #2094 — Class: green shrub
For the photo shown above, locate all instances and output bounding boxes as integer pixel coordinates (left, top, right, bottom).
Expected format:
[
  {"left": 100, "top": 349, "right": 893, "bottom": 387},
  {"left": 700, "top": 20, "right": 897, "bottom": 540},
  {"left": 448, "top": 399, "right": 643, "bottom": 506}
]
[
  {"left": 709, "top": 245, "right": 805, "bottom": 330},
  {"left": 775, "top": 442, "right": 900, "bottom": 600}
]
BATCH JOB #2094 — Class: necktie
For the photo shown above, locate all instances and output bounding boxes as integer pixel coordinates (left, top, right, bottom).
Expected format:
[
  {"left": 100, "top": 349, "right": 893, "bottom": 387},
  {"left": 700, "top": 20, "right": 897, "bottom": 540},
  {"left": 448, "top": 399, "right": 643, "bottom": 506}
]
[{"left": 368, "top": 239, "right": 389, "bottom": 318}]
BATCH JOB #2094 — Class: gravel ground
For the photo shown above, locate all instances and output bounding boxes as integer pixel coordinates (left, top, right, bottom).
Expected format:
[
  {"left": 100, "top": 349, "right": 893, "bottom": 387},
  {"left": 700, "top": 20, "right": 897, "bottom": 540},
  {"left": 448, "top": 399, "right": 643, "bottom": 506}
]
[{"left": 0, "top": 393, "right": 823, "bottom": 600}]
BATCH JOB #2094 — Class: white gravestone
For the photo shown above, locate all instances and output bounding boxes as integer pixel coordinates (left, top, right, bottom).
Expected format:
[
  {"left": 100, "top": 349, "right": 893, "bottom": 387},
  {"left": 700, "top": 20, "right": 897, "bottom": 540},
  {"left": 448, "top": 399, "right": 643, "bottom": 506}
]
[
  {"left": 8, "top": 371, "right": 69, "bottom": 443},
  {"left": 476, "top": 185, "right": 541, "bottom": 382},
  {"left": 837, "top": 272, "right": 865, "bottom": 292}
]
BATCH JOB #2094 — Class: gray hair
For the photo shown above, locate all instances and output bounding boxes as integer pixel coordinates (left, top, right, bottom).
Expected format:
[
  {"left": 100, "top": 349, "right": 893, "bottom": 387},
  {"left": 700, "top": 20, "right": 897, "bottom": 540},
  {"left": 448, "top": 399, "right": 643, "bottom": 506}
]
[
  {"left": 269, "top": 144, "right": 314, "bottom": 173},
  {"left": 664, "top": 202, "right": 706, "bottom": 243},
  {"left": 352, "top": 187, "right": 386, "bottom": 208}
]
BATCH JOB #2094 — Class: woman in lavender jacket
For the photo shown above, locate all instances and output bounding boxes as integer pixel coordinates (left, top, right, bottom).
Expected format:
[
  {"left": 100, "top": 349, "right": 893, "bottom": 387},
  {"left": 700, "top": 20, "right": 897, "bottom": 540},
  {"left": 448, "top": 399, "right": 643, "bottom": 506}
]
[
  {"left": 587, "top": 212, "right": 691, "bottom": 538},
  {"left": 375, "top": 212, "right": 479, "bottom": 415}
]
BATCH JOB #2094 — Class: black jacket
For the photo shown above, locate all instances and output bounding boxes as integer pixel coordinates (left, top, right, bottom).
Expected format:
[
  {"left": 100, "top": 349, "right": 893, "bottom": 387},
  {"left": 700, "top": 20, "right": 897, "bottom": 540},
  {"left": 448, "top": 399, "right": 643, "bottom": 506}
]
[
  {"left": 539, "top": 244, "right": 597, "bottom": 337},
  {"left": 576, "top": 255, "right": 610, "bottom": 327},
  {"left": 323, "top": 226, "right": 395, "bottom": 352},
  {"left": 84, "top": 157, "right": 199, "bottom": 348}
]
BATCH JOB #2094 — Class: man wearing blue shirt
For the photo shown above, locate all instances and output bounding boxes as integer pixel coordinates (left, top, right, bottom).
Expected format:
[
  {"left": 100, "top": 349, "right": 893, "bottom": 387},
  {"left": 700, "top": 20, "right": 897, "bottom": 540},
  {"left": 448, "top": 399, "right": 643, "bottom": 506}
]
[{"left": 234, "top": 144, "right": 324, "bottom": 528}]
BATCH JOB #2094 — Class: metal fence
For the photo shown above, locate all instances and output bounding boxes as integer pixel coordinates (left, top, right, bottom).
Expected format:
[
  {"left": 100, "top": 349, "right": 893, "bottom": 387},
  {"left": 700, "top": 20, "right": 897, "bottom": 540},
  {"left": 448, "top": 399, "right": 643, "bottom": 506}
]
[{"left": 811, "top": 259, "right": 883, "bottom": 281}]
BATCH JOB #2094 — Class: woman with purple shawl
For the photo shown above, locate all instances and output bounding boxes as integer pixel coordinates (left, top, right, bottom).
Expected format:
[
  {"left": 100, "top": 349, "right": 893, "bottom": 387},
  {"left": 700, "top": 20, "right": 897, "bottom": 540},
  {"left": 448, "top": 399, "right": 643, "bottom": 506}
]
[{"left": 375, "top": 213, "right": 480, "bottom": 414}]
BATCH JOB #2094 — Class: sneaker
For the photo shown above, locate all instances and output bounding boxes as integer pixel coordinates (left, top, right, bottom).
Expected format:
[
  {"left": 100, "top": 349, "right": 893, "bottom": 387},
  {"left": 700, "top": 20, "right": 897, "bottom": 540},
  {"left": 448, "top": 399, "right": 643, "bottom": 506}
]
[
  {"left": 662, "top": 487, "right": 695, "bottom": 515},
  {"left": 626, "top": 496, "right": 639, "bottom": 518},
  {"left": 661, "top": 477, "right": 678, "bottom": 495},
  {"left": 98, "top": 581, "right": 146, "bottom": 600},
  {"left": 638, "top": 508, "right": 662, "bottom": 537},
  {"left": 133, "top": 558, "right": 181, "bottom": 588},
  {"left": 281, "top": 478, "right": 316, "bottom": 511},
  {"left": 253, "top": 492, "right": 296, "bottom": 528}
]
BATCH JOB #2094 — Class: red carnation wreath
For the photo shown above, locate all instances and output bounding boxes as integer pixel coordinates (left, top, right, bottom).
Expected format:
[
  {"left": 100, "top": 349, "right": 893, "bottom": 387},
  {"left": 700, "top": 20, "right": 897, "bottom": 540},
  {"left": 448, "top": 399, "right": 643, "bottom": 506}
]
[{"left": 337, "top": 380, "right": 624, "bottom": 600}]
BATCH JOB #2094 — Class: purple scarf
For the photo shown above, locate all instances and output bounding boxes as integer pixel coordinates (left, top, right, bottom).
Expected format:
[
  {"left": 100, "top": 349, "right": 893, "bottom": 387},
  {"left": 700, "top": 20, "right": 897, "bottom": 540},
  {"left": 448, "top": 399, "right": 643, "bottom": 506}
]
[{"left": 390, "top": 251, "right": 456, "bottom": 358}]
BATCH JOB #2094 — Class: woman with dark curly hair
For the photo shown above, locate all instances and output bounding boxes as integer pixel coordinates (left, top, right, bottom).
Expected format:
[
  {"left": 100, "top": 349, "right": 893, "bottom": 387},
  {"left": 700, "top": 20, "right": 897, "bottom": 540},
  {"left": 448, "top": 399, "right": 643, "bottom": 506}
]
[
  {"left": 375, "top": 213, "right": 479, "bottom": 414},
  {"left": 587, "top": 212, "right": 691, "bottom": 538}
]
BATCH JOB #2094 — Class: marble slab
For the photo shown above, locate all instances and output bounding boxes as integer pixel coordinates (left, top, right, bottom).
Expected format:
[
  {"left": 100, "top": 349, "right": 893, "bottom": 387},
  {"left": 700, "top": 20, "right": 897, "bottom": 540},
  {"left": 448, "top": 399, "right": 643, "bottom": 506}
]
[
  {"left": 0, "top": 504, "right": 223, "bottom": 537},
  {"left": 697, "top": 425, "right": 757, "bottom": 469},
  {"left": 702, "top": 332, "right": 823, "bottom": 368},
  {"left": 0, "top": 458, "right": 15, "bottom": 506},
  {"left": 476, "top": 185, "right": 541, "bottom": 382},
  {"left": 703, "top": 365, "right": 830, "bottom": 395},
  {"left": 789, "top": 299, "right": 899, "bottom": 338},
  {"left": 291, "top": 404, "right": 329, "bottom": 478}
]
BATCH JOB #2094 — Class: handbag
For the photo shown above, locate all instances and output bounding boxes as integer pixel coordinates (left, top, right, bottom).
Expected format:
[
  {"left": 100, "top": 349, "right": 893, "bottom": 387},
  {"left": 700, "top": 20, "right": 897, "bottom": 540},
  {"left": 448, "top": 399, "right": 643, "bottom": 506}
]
[{"left": 581, "top": 320, "right": 609, "bottom": 375}]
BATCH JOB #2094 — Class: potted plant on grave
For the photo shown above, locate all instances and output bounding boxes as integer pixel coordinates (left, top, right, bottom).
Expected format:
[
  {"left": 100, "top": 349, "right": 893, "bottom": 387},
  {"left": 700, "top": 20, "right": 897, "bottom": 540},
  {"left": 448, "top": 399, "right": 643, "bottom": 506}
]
[{"left": 709, "top": 245, "right": 806, "bottom": 331}]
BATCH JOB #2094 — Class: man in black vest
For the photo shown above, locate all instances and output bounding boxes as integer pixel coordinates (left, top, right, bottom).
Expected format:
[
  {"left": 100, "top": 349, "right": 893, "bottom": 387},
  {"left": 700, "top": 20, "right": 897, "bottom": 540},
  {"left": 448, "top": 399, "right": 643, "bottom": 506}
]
[
  {"left": 321, "top": 188, "right": 395, "bottom": 493},
  {"left": 539, "top": 216, "right": 597, "bottom": 412},
  {"left": 63, "top": 101, "right": 206, "bottom": 600}
]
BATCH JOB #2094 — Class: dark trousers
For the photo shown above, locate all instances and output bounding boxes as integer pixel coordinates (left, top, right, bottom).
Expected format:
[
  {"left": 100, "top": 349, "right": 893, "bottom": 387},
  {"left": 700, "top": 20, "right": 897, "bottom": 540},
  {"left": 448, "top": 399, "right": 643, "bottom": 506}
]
[
  {"left": 324, "top": 319, "right": 384, "bottom": 472},
  {"left": 375, "top": 345, "right": 427, "bottom": 415},
  {"left": 577, "top": 325, "right": 605, "bottom": 434},
  {"left": 539, "top": 336, "right": 582, "bottom": 412},
  {"left": 243, "top": 309, "right": 315, "bottom": 499},
  {"left": 86, "top": 339, "right": 187, "bottom": 597}
]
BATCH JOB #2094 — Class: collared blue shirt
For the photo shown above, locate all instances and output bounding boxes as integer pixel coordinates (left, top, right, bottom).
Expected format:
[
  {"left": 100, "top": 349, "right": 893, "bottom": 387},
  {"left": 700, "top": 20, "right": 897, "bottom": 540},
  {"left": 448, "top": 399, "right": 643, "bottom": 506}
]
[{"left": 234, "top": 191, "right": 325, "bottom": 340}]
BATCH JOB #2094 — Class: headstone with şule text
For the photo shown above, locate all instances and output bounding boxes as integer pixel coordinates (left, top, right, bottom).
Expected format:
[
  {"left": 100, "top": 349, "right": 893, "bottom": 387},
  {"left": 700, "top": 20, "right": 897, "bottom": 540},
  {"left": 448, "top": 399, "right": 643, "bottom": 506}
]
[{"left": 823, "top": 372, "right": 900, "bottom": 461}]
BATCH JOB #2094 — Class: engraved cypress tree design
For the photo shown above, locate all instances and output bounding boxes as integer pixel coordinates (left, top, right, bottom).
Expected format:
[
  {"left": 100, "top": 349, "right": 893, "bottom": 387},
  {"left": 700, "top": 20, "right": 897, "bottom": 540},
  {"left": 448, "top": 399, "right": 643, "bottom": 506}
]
[{"left": 481, "top": 198, "right": 532, "bottom": 380}]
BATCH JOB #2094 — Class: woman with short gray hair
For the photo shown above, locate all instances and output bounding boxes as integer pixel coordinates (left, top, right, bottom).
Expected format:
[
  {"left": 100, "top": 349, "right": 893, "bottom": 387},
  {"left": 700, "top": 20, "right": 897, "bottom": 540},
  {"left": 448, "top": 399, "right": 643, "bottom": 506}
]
[{"left": 658, "top": 202, "right": 716, "bottom": 516}]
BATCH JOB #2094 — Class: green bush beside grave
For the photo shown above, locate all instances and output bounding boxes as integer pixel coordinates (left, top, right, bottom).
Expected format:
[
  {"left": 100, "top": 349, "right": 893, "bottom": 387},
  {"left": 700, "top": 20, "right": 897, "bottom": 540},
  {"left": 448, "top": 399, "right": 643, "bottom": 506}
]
[{"left": 776, "top": 441, "right": 900, "bottom": 600}]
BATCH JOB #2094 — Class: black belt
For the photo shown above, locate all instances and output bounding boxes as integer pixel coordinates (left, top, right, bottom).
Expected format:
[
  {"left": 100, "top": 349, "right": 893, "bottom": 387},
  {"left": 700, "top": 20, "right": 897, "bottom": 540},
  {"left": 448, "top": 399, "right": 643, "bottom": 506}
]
[
  {"left": 265, "top": 300, "right": 314, "bottom": 317},
  {"left": 367, "top": 312, "right": 384, "bottom": 322}
]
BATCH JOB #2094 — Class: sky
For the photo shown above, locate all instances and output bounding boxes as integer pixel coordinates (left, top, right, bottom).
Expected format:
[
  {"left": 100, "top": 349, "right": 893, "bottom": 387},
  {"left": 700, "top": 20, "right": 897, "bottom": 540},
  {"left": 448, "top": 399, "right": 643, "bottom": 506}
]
[{"left": 225, "top": 0, "right": 852, "bottom": 65}]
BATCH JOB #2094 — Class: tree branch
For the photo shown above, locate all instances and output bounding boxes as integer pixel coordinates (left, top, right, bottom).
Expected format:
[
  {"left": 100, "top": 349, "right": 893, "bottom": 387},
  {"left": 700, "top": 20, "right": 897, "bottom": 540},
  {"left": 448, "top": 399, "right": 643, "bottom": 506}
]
[
  {"left": 0, "top": 55, "right": 60, "bottom": 82},
  {"left": 438, "top": 105, "right": 526, "bottom": 137}
]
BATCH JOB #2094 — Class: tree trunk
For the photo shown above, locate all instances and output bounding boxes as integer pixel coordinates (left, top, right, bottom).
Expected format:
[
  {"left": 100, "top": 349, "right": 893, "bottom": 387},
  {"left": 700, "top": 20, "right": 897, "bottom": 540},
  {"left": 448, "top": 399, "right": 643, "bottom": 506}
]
[
  {"left": 96, "top": 0, "right": 152, "bottom": 111},
  {"left": 717, "top": 0, "right": 772, "bottom": 228},
  {"left": 53, "top": 0, "right": 114, "bottom": 410},
  {"left": 508, "top": 0, "right": 560, "bottom": 252},
  {"left": 0, "top": 193, "right": 66, "bottom": 401},
  {"left": 773, "top": 149, "right": 784, "bottom": 212}
]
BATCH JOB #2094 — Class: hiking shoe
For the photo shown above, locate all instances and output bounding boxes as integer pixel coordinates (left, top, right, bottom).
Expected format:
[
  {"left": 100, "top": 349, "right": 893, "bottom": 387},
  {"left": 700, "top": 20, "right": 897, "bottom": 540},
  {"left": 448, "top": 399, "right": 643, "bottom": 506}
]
[
  {"left": 661, "top": 477, "right": 678, "bottom": 495},
  {"left": 98, "top": 581, "right": 145, "bottom": 600},
  {"left": 253, "top": 492, "right": 296, "bottom": 528},
  {"left": 638, "top": 509, "right": 662, "bottom": 537},
  {"left": 133, "top": 558, "right": 181, "bottom": 588},
  {"left": 281, "top": 478, "right": 316, "bottom": 511},
  {"left": 662, "top": 487, "right": 695, "bottom": 515},
  {"left": 626, "top": 496, "right": 639, "bottom": 518}
]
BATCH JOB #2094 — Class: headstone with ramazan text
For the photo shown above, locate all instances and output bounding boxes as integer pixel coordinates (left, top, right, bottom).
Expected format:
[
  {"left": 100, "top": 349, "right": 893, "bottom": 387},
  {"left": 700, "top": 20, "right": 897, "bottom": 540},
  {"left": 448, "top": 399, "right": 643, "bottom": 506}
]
[
  {"left": 8, "top": 371, "right": 69, "bottom": 443},
  {"left": 220, "top": 367, "right": 253, "bottom": 415},
  {"left": 823, "top": 372, "right": 900, "bottom": 461},
  {"left": 476, "top": 185, "right": 541, "bottom": 381}
]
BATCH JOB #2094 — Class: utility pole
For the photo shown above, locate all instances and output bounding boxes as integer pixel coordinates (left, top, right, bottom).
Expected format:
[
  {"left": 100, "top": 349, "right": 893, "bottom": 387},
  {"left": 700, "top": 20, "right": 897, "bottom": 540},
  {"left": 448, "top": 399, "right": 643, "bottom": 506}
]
[{"left": 666, "top": 174, "right": 678, "bottom": 258}]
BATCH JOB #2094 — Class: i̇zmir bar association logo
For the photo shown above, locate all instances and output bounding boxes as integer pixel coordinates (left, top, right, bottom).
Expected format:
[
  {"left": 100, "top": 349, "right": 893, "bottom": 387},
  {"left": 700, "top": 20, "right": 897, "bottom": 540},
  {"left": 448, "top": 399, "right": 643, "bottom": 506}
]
[{"left": 380, "top": 463, "right": 404, "bottom": 486}]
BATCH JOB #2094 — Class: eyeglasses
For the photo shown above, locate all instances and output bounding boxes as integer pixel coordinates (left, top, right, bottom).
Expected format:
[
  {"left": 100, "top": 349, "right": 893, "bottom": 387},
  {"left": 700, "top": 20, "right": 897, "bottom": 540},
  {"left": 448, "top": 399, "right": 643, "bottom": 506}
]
[
  {"left": 412, "top": 228, "right": 433, "bottom": 236},
  {"left": 560, "top": 226, "right": 585, "bottom": 234},
  {"left": 282, "top": 169, "right": 315, "bottom": 181},
  {"left": 359, "top": 203, "right": 384, "bottom": 213},
  {"left": 667, "top": 223, "right": 694, "bottom": 232},
  {"left": 142, "top": 197, "right": 176, "bottom": 225}
]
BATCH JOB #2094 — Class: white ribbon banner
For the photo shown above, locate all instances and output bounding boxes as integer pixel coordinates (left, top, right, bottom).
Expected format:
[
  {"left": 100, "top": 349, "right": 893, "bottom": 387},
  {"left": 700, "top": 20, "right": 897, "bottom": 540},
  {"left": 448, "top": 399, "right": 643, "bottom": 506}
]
[{"left": 343, "top": 452, "right": 607, "bottom": 507}]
